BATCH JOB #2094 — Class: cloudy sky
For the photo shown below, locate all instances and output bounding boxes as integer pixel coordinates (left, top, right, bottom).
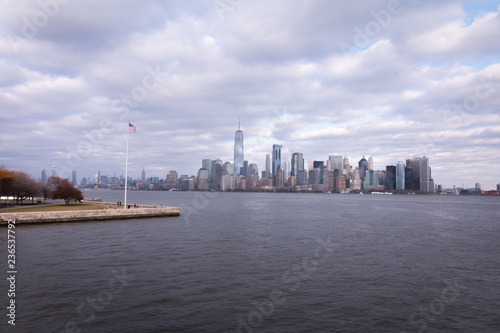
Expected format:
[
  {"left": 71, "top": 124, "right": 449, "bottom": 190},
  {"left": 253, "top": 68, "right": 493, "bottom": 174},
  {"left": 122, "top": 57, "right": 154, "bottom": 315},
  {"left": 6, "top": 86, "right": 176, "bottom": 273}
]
[{"left": 1, "top": 0, "right": 499, "bottom": 189}]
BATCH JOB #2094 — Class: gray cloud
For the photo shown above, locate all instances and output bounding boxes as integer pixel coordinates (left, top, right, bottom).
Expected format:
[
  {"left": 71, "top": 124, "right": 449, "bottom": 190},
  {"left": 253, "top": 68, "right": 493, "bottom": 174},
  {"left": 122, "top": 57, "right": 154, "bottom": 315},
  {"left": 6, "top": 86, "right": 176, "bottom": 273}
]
[{"left": 0, "top": 0, "right": 499, "bottom": 189}]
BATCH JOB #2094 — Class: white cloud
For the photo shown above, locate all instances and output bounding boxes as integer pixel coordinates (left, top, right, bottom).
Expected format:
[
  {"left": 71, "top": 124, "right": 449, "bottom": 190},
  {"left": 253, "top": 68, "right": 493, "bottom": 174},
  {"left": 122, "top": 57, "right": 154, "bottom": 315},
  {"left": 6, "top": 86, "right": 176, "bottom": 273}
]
[{"left": 0, "top": 0, "right": 499, "bottom": 189}]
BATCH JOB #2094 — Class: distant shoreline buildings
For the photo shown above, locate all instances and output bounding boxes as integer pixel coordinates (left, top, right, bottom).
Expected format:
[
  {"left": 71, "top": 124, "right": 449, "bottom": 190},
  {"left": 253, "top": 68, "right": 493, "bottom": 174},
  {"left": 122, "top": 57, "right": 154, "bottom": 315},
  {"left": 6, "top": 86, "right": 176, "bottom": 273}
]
[{"left": 41, "top": 124, "right": 499, "bottom": 195}]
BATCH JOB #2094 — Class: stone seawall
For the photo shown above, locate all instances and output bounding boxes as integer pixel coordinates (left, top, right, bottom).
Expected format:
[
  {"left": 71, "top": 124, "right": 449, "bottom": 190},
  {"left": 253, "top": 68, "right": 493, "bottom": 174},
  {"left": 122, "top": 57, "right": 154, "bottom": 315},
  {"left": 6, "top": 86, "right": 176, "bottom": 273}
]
[{"left": 0, "top": 207, "right": 180, "bottom": 225}]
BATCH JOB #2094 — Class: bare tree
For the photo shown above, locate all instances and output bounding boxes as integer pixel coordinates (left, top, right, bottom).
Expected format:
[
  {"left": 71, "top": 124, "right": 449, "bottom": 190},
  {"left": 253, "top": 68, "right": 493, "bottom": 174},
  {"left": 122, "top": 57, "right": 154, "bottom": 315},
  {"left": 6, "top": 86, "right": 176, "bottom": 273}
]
[
  {"left": 40, "top": 183, "right": 52, "bottom": 204},
  {"left": 13, "top": 171, "right": 41, "bottom": 204}
]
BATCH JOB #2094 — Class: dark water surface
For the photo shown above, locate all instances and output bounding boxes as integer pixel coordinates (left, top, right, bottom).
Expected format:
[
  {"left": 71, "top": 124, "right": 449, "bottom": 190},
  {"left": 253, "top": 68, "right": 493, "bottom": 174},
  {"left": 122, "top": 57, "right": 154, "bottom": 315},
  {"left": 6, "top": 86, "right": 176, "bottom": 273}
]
[{"left": 1, "top": 190, "right": 499, "bottom": 332}]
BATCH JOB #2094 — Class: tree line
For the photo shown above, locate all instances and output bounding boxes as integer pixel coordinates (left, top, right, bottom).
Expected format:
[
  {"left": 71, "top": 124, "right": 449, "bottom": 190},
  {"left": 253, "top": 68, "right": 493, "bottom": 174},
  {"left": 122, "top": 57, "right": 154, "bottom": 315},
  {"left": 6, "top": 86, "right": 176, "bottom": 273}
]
[{"left": 0, "top": 166, "right": 83, "bottom": 205}]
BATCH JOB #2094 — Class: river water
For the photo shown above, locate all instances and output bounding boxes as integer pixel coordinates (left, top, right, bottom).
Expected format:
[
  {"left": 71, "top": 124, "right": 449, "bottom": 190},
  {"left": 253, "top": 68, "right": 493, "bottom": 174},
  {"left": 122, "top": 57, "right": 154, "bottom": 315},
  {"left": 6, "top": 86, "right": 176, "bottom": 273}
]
[{"left": 1, "top": 190, "right": 499, "bottom": 332}]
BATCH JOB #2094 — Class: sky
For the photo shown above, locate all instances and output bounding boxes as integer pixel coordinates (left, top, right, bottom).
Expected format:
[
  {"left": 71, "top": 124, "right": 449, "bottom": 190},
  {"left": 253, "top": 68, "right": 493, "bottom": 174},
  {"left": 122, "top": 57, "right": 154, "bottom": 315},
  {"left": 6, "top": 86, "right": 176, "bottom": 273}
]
[{"left": 0, "top": 0, "right": 499, "bottom": 189}]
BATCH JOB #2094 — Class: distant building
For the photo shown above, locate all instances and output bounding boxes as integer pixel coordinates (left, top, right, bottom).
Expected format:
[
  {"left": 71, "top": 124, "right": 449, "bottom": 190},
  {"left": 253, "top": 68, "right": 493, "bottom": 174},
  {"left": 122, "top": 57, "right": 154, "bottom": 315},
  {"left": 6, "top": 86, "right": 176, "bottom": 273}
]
[
  {"left": 404, "top": 167, "right": 414, "bottom": 190},
  {"left": 308, "top": 169, "right": 319, "bottom": 185},
  {"left": 343, "top": 154, "right": 351, "bottom": 174},
  {"left": 396, "top": 162, "right": 405, "bottom": 190},
  {"left": 406, "top": 157, "right": 433, "bottom": 192},
  {"left": 51, "top": 166, "right": 57, "bottom": 177},
  {"left": 41, "top": 169, "right": 47, "bottom": 183},
  {"left": 384, "top": 166, "right": 396, "bottom": 191},
  {"left": 329, "top": 155, "right": 343, "bottom": 172},
  {"left": 368, "top": 156, "right": 374, "bottom": 170},
  {"left": 247, "top": 163, "right": 259, "bottom": 178},
  {"left": 313, "top": 160, "right": 324, "bottom": 169},
  {"left": 221, "top": 175, "right": 233, "bottom": 191},
  {"left": 327, "top": 170, "right": 335, "bottom": 192},
  {"left": 141, "top": 168, "right": 146, "bottom": 183},
  {"left": 272, "top": 144, "right": 282, "bottom": 186},
  {"left": 265, "top": 154, "right": 271, "bottom": 178},
  {"left": 336, "top": 174, "right": 346, "bottom": 192},
  {"left": 363, "top": 170, "right": 382, "bottom": 190},
  {"left": 243, "top": 160, "right": 249, "bottom": 178},
  {"left": 72, "top": 169, "right": 77, "bottom": 186},
  {"left": 274, "top": 168, "right": 284, "bottom": 188},
  {"left": 406, "top": 158, "right": 422, "bottom": 191},
  {"left": 181, "top": 178, "right": 194, "bottom": 191},
  {"left": 233, "top": 122, "right": 244, "bottom": 176},
  {"left": 319, "top": 165, "right": 327, "bottom": 185},
  {"left": 308, "top": 158, "right": 314, "bottom": 171},
  {"left": 223, "top": 161, "right": 233, "bottom": 176},
  {"left": 197, "top": 168, "right": 209, "bottom": 191},
  {"left": 166, "top": 170, "right": 178, "bottom": 190},
  {"left": 297, "top": 170, "right": 307, "bottom": 186},
  {"left": 497, "top": 183, "right": 500, "bottom": 192},
  {"left": 358, "top": 156, "right": 368, "bottom": 183},
  {"left": 291, "top": 152, "right": 304, "bottom": 176},
  {"left": 202, "top": 159, "right": 212, "bottom": 184},
  {"left": 211, "top": 159, "right": 223, "bottom": 189}
]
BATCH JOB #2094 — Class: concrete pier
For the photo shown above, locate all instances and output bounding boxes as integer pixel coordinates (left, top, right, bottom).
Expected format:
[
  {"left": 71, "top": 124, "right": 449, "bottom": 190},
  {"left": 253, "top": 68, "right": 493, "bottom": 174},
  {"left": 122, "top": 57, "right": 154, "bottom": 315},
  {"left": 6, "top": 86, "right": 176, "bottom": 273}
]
[{"left": 0, "top": 205, "right": 180, "bottom": 225}]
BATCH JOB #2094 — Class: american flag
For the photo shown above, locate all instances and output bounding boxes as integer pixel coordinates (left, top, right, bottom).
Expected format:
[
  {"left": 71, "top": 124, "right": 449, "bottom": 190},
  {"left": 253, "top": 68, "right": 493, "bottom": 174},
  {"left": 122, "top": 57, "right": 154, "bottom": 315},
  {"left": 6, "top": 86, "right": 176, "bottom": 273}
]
[{"left": 128, "top": 123, "right": 136, "bottom": 133}]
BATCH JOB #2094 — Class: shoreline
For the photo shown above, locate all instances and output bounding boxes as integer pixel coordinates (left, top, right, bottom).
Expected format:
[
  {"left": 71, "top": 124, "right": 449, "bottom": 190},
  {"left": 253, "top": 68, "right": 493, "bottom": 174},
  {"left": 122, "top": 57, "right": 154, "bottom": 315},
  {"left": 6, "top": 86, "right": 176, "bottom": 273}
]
[{"left": 0, "top": 202, "right": 180, "bottom": 225}]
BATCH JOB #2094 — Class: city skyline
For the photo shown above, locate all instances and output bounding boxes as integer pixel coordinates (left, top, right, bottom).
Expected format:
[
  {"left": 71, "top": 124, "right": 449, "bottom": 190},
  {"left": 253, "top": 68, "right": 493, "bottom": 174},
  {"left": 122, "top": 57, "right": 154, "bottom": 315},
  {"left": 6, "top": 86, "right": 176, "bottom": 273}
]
[
  {"left": 25, "top": 133, "right": 498, "bottom": 191},
  {"left": 1, "top": 1, "right": 500, "bottom": 189}
]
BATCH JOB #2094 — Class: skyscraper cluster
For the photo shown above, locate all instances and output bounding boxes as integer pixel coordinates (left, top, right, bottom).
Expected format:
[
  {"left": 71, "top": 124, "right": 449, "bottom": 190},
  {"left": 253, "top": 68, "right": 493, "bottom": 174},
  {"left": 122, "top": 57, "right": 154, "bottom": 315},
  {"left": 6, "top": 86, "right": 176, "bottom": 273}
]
[
  {"left": 190, "top": 124, "right": 435, "bottom": 192},
  {"left": 43, "top": 123, "right": 438, "bottom": 193}
]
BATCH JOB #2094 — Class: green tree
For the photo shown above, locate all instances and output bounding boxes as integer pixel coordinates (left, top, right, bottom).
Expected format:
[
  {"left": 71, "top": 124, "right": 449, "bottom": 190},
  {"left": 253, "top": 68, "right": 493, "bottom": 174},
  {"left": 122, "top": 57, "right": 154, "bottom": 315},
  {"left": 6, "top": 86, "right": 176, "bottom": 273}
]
[{"left": 49, "top": 177, "right": 83, "bottom": 204}]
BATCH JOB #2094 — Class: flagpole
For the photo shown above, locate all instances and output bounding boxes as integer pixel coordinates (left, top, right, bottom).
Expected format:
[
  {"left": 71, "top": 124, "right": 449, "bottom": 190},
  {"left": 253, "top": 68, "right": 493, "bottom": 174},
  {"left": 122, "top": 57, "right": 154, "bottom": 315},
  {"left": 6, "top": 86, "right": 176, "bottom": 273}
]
[{"left": 124, "top": 121, "right": 129, "bottom": 209}]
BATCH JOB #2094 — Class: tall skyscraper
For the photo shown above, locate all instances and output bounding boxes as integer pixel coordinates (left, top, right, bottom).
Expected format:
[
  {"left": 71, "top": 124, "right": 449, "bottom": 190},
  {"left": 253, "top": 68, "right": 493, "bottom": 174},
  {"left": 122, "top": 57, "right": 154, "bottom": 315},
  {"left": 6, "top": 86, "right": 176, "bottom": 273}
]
[
  {"left": 406, "top": 158, "right": 420, "bottom": 190},
  {"left": 265, "top": 154, "right": 271, "bottom": 178},
  {"left": 212, "top": 159, "right": 223, "bottom": 189},
  {"left": 343, "top": 154, "right": 351, "bottom": 174},
  {"left": 274, "top": 168, "right": 284, "bottom": 188},
  {"left": 243, "top": 160, "right": 249, "bottom": 178},
  {"left": 396, "top": 161, "right": 405, "bottom": 190},
  {"left": 247, "top": 164, "right": 259, "bottom": 178},
  {"left": 202, "top": 159, "right": 212, "bottom": 184},
  {"left": 72, "top": 169, "right": 77, "bottom": 186},
  {"left": 358, "top": 156, "right": 368, "bottom": 182},
  {"left": 368, "top": 156, "right": 374, "bottom": 170},
  {"left": 419, "top": 156, "right": 434, "bottom": 192},
  {"left": 272, "top": 144, "right": 282, "bottom": 186},
  {"left": 405, "top": 167, "right": 414, "bottom": 190},
  {"left": 197, "top": 169, "right": 209, "bottom": 191},
  {"left": 329, "top": 155, "right": 343, "bottom": 172},
  {"left": 385, "top": 165, "right": 396, "bottom": 190},
  {"left": 296, "top": 152, "right": 304, "bottom": 173},
  {"left": 41, "top": 169, "right": 47, "bottom": 183},
  {"left": 406, "top": 157, "right": 433, "bottom": 192},
  {"left": 292, "top": 152, "right": 304, "bottom": 176},
  {"left": 233, "top": 121, "right": 244, "bottom": 176},
  {"left": 272, "top": 144, "right": 282, "bottom": 175},
  {"left": 308, "top": 158, "right": 314, "bottom": 171},
  {"left": 51, "top": 166, "right": 57, "bottom": 177},
  {"left": 141, "top": 168, "right": 146, "bottom": 183}
]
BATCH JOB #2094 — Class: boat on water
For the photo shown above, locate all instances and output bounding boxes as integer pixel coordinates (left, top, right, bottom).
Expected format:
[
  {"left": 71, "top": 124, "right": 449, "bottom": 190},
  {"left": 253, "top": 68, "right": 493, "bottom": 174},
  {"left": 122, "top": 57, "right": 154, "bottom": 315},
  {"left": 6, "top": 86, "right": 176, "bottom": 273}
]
[{"left": 481, "top": 191, "right": 500, "bottom": 196}]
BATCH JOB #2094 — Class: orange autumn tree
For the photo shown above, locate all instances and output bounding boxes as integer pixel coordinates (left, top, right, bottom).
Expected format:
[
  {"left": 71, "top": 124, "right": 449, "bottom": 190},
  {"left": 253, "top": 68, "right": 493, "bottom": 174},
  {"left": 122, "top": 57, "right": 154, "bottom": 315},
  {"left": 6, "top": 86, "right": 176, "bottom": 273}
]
[
  {"left": 48, "top": 176, "right": 83, "bottom": 204},
  {"left": 0, "top": 166, "right": 16, "bottom": 198}
]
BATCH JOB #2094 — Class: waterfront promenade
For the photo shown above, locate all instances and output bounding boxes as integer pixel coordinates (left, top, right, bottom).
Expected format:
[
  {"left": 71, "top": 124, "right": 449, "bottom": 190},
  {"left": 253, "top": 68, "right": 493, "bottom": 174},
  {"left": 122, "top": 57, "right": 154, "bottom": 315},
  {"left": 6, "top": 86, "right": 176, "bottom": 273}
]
[{"left": 0, "top": 201, "right": 180, "bottom": 225}]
